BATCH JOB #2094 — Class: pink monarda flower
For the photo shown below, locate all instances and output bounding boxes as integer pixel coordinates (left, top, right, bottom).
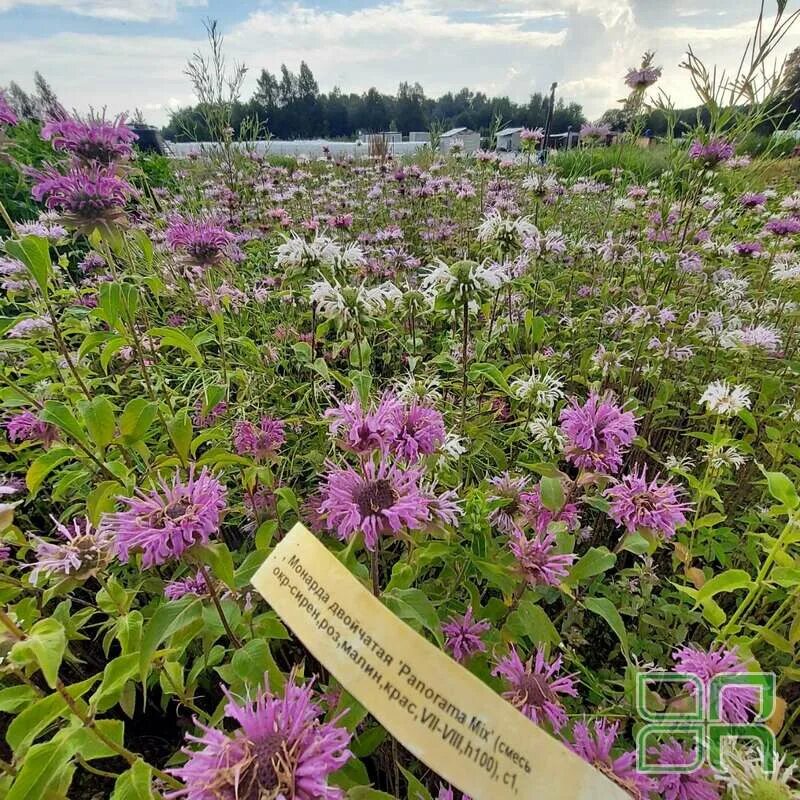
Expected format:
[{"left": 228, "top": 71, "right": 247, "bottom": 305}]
[
  {"left": 232, "top": 417, "right": 285, "bottom": 461},
  {"left": 437, "top": 786, "right": 472, "bottom": 800},
  {"left": 493, "top": 646, "right": 577, "bottom": 732},
  {"left": 319, "top": 458, "right": 430, "bottom": 551},
  {"left": 688, "top": 138, "right": 734, "bottom": 167},
  {"left": 580, "top": 122, "right": 612, "bottom": 140},
  {"left": 193, "top": 400, "right": 227, "bottom": 429},
  {"left": 5, "top": 410, "right": 59, "bottom": 448},
  {"left": 763, "top": 216, "right": 800, "bottom": 237},
  {"left": 41, "top": 114, "right": 136, "bottom": 164},
  {"left": 488, "top": 472, "right": 531, "bottom": 534},
  {"left": 559, "top": 393, "right": 637, "bottom": 474},
  {"left": 673, "top": 645, "right": 758, "bottom": 723},
  {"left": 520, "top": 485, "right": 581, "bottom": 535},
  {"left": 0, "top": 92, "right": 18, "bottom": 126},
  {"left": 30, "top": 517, "right": 114, "bottom": 583},
  {"left": 324, "top": 392, "right": 399, "bottom": 455},
  {"left": 520, "top": 127, "right": 544, "bottom": 142},
  {"left": 569, "top": 720, "right": 656, "bottom": 799},
  {"left": 389, "top": 401, "right": 446, "bottom": 462},
  {"left": 604, "top": 465, "right": 690, "bottom": 540},
  {"left": 168, "top": 678, "right": 351, "bottom": 800},
  {"left": 102, "top": 467, "right": 227, "bottom": 568},
  {"left": 624, "top": 66, "right": 662, "bottom": 90},
  {"left": 509, "top": 528, "right": 575, "bottom": 587},
  {"left": 442, "top": 607, "right": 490, "bottom": 663},
  {"left": 165, "top": 217, "right": 234, "bottom": 267},
  {"left": 30, "top": 163, "right": 134, "bottom": 230},
  {"left": 164, "top": 572, "right": 210, "bottom": 600},
  {"left": 648, "top": 740, "right": 721, "bottom": 800}
]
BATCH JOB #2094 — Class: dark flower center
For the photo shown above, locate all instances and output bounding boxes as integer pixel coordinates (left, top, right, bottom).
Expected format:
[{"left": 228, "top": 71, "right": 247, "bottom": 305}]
[
  {"left": 356, "top": 479, "right": 397, "bottom": 517},
  {"left": 236, "top": 734, "right": 291, "bottom": 800},
  {"left": 516, "top": 673, "right": 556, "bottom": 708}
]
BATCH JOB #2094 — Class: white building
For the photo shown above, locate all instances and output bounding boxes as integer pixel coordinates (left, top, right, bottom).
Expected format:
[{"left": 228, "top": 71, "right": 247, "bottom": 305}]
[
  {"left": 409, "top": 131, "right": 431, "bottom": 142},
  {"left": 440, "top": 127, "right": 481, "bottom": 154},
  {"left": 495, "top": 126, "right": 525, "bottom": 152}
]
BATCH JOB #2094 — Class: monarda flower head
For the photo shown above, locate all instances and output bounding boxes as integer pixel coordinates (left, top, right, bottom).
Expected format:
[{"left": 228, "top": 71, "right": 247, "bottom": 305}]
[
  {"left": 232, "top": 417, "right": 285, "bottom": 461},
  {"left": 488, "top": 472, "right": 531, "bottom": 534},
  {"left": 101, "top": 467, "right": 227, "bottom": 568},
  {"left": 520, "top": 484, "right": 581, "bottom": 535},
  {"left": 509, "top": 527, "right": 575, "bottom": 587},
  {"left": 324, "top": 392, "right": 400, "bottom": 455},
  {"left": 559, "top": 393, "right": 637, "bottom": 474},
  {"left": 168, "top": 677, "right": 351, "bottom": 800},
  {"left": 318, "top": 457, "right": 430, "bottom": 551},
  {"left": 5, "top": 410, "right": 59, "bottom": 448},
  {"left": 493, "top": 645, "right": 577, "bottom": 732},
  {"left": 165, "top": 217, "right": 234, "bottom": 268},
  {"left": 388, "top": 401, "right": 446, "bottom": 462},
  {"left": 649, "top": 739, "right": 721, "bottom": 800},
  {"left": 30, "top": 163, "right": 134, "bottom": 232},
  {"left": 673, "top": 645, "right": 758, "bottom": 724},
  {"left": 442, "top": 607, "right": 490, "bottom": 663},
  {"left": 30, "top": 517, "right": 114, "bottom": 583},
  {"left": 41, "top": 114, "right": 136, "bottom": 164},
  {"left": 569, "top": 719, "right": 656, "bottom": 799},
  {"left": 0, "top": 92, "right": 18, "bottom": 126},
  {"left": 604, "top": 465, "right": 690, "bottom": 540},
  {"left": 688, "top": 139, "right": 735, "bottom": 168}
]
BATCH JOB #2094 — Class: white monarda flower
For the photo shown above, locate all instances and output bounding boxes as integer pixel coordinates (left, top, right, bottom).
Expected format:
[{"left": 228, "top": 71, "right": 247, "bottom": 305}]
[
  {"left": 522, "top": 172, "right": 560, "bottom": 195},
  {"left": 703, "top": 444, "right": 748, "bottom": 471},
  {"left": 722, "top": 745, "right": 798, "bottom": 800},
  {"left": 394, "top": 374, "right": 442, "bottom": 404},
  {"left": 511, "top": 368, "right": 564, "bottom": 408},
  {"left": 308, "top": 279, "right": 390, "bottom": 324},
  {"left": 476, "top": 210, "right": 538, "bottom": 250},
  {"left": 699, "top": 380, "right": 751, "bottom": 416},
  {"left": 421, "top": 258, "right": 507, "bottom": 300},
  {"left": 528, "top": 414, "right": 566, "bottom": 455},
  {"left": 771, "top": 259, "right": 800, "bottom": 282},
  {"left": 275, "top": 233, "right": 339, "bottom": 271},
  {"left": 441, "top": 432, "right": 467, "bottom": 460}
]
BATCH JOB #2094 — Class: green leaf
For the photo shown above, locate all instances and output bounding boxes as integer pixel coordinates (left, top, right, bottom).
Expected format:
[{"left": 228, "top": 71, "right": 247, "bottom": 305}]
[
  {"left": 119, "top": 398, "right": 157, "bottom": 444},
  {"left": 696, "top": 569, "right": 752, "bottom": 606},
  {"left": 694, "top": 513, "right": 726, "bottom": 530},
  {"left": 5, "top": 236, "right": 51, "bottom": 293},
  {"left": 348, "top": 789, "right": 397, "bottom": 800},
  {"left": 10, "top": 618, "right": 66, "bottom": 688},
  {"left": 91, "top": 654, "right": 139, "bottom": 711},
  {"left": 539, "top": 475, "right": 564, "bottom": 512},
  {"left": 506, "top": 599, "right": 560, "bottom": 645},
  {"left": 229, "top": 640, "right": 281, "bottom": 693},
  {"left": 566, "top": 547, "right": 616, "bottom": 584},
  {"left": 149, "top": 326, "right": 204, "bottom": 366},
  {"left": 761, "top": 469, "right": 799, "bottom": 510},
  {"left": 0, "top": 684, "right": 39, "bottom": 713},
  {"left": 399, "top": 764, "right": 432, "bottom": 800},
  {"left": 26, "top": 447, "right": 75, "bottom": 496},
  {"left": 111, "top": 760, "right": 155, "bottom": 800},
  {"left": 41, "top": 401, "right": 88, "bottom": 447},
  {"left": 139, "top": 598, "right": 203, "bottom": 684},
  {"left": 583, "top": 597, "right": 629, "bottom": 659},
  {"left": 86, "top": 480, "right": 122, "bottom": 526},
  {"left": 63, "top": 718, "right": 125, "bottom": 761},
  {"left": 7, "top": 737, "right": 77, "bottom": 800},
  {"left": 6, "top": 676, "right": 95, "bottom": 754},
  {"left": 80, "top": 396, "right": 116, "bottom": 452},
  {"left": 194, "top": 543, "right": 235, "bottom": 589},
  {"left": 383, "top": 588, "right": 442, "bottom": 645},
  {"left": 167, "top": 410, "right": 193, "bottom": 464}
]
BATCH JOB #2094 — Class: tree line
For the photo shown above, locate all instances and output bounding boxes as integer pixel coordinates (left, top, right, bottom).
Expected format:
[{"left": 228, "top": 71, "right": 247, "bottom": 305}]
[{"left": 161, "top": 61, "right": 586, "bottom": 142}]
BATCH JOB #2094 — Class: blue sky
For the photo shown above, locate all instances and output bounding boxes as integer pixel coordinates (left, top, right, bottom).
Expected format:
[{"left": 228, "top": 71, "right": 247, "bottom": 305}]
[{"left": 1, "top": 1, "right": 797, "bottom": 126}]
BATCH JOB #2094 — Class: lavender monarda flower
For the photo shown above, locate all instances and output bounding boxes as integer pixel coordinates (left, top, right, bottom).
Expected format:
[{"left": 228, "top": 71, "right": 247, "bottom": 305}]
[
  {"left": 569, "top": 720, "right": 656, "bottom": 799},
  {"left": 168, "top": 678, "right": 351, "bottom": 800},
  {"left": 442, "top": 607, "right": 490, "bottom": 663},
  {"left": 164, "top": 571, "right": 210, "bottom": 600},
  {"left": 437, "top": 785, "right": 472, "bottom": 800},
  {"left": 389, "top": 401, "right": 446, "bottom": 462},
  {"left": 41, "top": 114, "right": 136, "bottom": 164},
  {"left": 649, "top": 740, "right": 721, "bottom": 800},
  {"left": 5, "top": 410, "right": 59, "bottom": 448},
  {"left": 319, "top": 458, "right": 430, "bottom": 551},
  {"left": 30, "top": 517, "right": 114, "bottom": 583},
  {"left": 624, "top": 66, "right": 662, "bottom": 90},
  {"left": 673, "top": 645, "right": 758, "bottom": 723},
  {"left": 520, "top": 485, "right": 581, "bottom": 535},
  {"left": 688, "top": 138, "right": 735, "bottom": 168},
  {"left": 604, "top": 465, "right": 690, "bottom": 540},
  {"left": 0, "top": 91, "right": 18, "bottom": 126},
  {"left": 509, "top": 528, "right": 575, "bottom": 587},
  {"left": 324, "top": 392, "right": 399, "bottom": 455},
  {"left": 31, "top": 163, "right": 134, "bottom": 231},
  {"left": 165, "top": 217, "right": 234, "bottom": 267},
  {"left": 559, "top": 393, "right": 637, "bottom": 475},
  {"left": 232, "top": 416, "right": 285, "bottom": 461},
  {"left": 101, "top": 467, "right": 227, "bottom": 568},
  {"left": 493, "top": 645, "right": 577, "bottom": 732}
]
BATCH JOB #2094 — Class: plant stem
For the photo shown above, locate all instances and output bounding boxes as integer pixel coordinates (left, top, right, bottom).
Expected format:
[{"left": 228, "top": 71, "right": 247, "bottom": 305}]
[{"left": 201, "top": 566, "right": 242, "bottom": 648}]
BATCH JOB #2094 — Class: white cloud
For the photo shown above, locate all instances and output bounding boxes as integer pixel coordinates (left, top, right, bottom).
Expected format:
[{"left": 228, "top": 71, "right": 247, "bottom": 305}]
[
  {"left": 0, "top": 1, "right": 797, "bottom": 127},
  {"left": 0, "top": 0, "right": 205, "bottom": 22}
]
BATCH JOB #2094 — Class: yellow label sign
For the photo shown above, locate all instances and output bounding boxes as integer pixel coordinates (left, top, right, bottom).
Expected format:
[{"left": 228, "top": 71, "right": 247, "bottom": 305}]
[{"left": 251, "top": 523, "right": 628, "bottom": 800}]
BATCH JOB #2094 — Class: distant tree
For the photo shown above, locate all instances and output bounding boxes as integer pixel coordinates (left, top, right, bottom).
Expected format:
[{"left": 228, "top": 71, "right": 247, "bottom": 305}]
[
  {"left": 780, "top": 45, "right": 800, "bottom": 117},
  {"left": 6, "top": 81, "right": 37, "bottom": 119},
  {"left": 33, "top": 72, "right": 66, "bottom": 120},
  {"left": 395, "top": 81, "right": 426, "bottom": 134}
]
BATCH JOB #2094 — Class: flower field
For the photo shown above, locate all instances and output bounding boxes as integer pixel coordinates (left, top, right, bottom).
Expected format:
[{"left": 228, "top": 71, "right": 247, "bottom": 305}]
[{"left": 1, "top": 12, "right": 800, "bottom": 800}]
